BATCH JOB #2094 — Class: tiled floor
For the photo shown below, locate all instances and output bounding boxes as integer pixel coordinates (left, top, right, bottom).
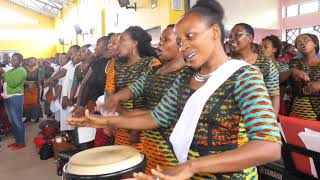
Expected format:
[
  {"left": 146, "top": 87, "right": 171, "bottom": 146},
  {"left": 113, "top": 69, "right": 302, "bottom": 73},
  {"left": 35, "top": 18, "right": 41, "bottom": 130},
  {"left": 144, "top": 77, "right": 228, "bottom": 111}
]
[{"left": 0, "top": 122, "right": 60, "bottom": 180}]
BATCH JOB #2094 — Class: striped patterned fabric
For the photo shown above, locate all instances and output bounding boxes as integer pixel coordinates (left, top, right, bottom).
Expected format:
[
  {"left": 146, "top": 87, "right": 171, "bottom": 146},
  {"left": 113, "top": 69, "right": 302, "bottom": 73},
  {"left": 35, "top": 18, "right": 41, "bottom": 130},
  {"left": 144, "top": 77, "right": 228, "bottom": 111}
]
[
  {"left": 151, "top": 65, "right": 281, "bottom": 179},
  {"left": 130, "top": 65, "right": 180, "bottom": 109},
  {"left": 114, "top": 57, "right": 154, "bottom": 110},
  {"left": 114, "top": 128, "right": 145, "bottom": 151},
  {"left": 129, "top": 65, "right": 181, "bottom": 174},
  {"left": 274, "top": 60, "right": 289, "bottom": 73},
  {"left": 253, "top": 53, "right": 280, "bottom": 97},
  {"left": 289, "top": 58, "right": 320, "bottom": 120},
  {"left": 113, "top": 57, "right": 160, "bottom": 152}
]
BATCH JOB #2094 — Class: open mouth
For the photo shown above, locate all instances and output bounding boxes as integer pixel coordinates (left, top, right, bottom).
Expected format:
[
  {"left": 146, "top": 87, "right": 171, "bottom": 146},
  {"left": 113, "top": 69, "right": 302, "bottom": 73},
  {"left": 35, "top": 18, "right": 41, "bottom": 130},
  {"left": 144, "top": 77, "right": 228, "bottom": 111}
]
[
  {"left": 185, "top": 52, "right": 197, "bottom": 62},
  {"left": 156, "top": 49, "right": 163, "bottom": 57},
  {"left": 298, "top": 45, "right": 306, "bottom": 51}
]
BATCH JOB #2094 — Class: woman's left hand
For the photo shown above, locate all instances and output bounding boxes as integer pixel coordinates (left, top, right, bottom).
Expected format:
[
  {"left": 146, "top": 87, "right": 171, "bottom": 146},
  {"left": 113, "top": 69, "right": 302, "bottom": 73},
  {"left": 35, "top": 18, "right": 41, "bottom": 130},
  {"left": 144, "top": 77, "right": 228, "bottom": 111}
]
[
  {"left": 150, "top": 163, "right": 194, "bottom": 180},
  {"left": 66, "top": 110, "right": 109, "bottom": 128},
  {"left": 127, "top": 163, "right": 194, "bottom": 180}
]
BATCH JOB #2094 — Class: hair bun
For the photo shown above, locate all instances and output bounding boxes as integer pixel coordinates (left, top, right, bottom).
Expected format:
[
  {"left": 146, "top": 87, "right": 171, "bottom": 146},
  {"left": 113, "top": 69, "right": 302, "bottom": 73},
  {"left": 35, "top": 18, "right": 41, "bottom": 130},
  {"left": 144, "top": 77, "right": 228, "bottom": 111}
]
[{"left": 193, "top": 0, "right": 224, "bottom": 19}]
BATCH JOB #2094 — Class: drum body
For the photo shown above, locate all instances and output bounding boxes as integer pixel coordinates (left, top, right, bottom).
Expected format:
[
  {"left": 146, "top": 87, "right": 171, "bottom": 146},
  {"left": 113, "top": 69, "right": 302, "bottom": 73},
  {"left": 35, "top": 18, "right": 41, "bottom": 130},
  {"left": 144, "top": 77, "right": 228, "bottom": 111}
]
[{"left": 63, "top": 145, "right": 146, "bottom": 180}]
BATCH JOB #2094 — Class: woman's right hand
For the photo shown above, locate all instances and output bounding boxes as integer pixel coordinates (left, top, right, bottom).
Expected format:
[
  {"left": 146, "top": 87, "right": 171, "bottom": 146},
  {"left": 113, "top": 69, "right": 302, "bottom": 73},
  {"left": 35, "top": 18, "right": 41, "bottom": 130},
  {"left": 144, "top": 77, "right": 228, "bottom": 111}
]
[
  {"left": 66, "top": 110, "right": 107, "bottom": 128},
  {"left": 291, "top": 69, "right": 310, "bottom": 82},
  {"left": 104, "top": 94, "right": 120, "bottom": 113},
  {"left": 44, "top": 79, "right": 51, "bottom": 87}
]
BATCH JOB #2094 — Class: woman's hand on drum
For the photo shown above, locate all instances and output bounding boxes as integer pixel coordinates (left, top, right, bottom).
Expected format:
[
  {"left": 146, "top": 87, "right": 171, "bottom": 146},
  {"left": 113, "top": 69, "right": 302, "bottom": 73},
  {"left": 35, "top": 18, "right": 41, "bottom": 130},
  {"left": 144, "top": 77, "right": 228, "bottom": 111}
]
[
  {"left": 151, "top": 163, "right": 194, "bottom": 180},
  {"left": 130, "top": 164, "right": 194, "bottom": 180},
  {"left": 66, "top": 110, "right": 108, "bottom": 128}
]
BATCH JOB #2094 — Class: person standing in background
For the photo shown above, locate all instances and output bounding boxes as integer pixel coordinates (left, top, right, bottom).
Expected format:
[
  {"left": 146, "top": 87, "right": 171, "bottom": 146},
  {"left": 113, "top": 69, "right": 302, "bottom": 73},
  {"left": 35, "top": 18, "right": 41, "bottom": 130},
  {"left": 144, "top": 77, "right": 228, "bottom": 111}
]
[
  {"left": 23, "top": 57, "right": 44, "bottom": 123},
  {"left": 60, "top": 47, "right": 81, "bottom": 131},
  {"left": 69, "top": 44, "right": 92, "bottom": 105},
  {"left": 229, "top": 23, "right": 280, "bottom": 116},
  {"left": 281, "top": 33, "right": 320, "bottom": 120},
  {"left": 0, "top": 53, "right": 27, "bottom": 150},
  {"left": 0, "top": 78, "right": 11, "bottom": 136},
  {"left": 0, "top": 54, "right": 12, "bottom": 137},
  {"left": 73, "top": 34, "right": 114, "bottom": 115}
]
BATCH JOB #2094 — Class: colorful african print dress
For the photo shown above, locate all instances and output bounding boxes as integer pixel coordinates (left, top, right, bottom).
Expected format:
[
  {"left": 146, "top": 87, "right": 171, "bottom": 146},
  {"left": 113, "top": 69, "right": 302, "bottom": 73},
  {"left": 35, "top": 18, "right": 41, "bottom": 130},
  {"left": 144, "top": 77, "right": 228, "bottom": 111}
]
[
  {"left": 289, "top": 58, "right": 320, "bottom": 120},
  {"left": 151, "top": 65, "right": 281, "bottom": 180},
  {"left": 113, "top": 57, "right": 160, "bottom": 151},
  {"left": 253, "top": 53, "right": 280, "bottom": 97},
  {"left": 23, "top": 68, "right": 43, "bottom": 120},
  {"left": 274, "top": 60, "right": 289, "bottom": 73},
  {"left": 130, "top": 65, "right": 181, "bottom": 173},
  {"left": 274, "top": 60, "right": 291, "bottom": 115}
]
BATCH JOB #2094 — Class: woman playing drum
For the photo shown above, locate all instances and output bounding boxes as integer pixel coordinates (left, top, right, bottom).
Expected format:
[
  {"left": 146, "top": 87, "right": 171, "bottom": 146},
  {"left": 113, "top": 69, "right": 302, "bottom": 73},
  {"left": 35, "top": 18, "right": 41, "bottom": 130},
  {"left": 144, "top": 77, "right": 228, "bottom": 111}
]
[{"left": 67, "top": 0, "right": 281, "bottom": 179}]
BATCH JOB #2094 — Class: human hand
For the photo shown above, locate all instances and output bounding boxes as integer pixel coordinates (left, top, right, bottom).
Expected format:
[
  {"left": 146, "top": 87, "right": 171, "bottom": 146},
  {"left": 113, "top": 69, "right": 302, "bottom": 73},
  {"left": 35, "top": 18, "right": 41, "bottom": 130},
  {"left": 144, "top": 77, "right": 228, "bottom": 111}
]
[
  {"left": 150, "top": 163, "right": 194, "bottom": 180},
  {"left": 104, "top": 95, "right": 120, "bottom": 113},
  {"left": 44, "top": 79, "right": 52, "bottom": 87},
  {"left": 291, "top": 69, "right": 310, "bottom": 82},
  {"left": 62, "top": 96, "right": 71, "bottom": 109},
  {"left": 129, "top": 164, "right": 194, "bottom": 180},
  {"left": 303, "top": 81, "right": 320, "bottom": 95},
  {"left": 72, "top": 106, "right": 85, "bottom": 118},
  {"left": 66, "top": 110, "right": 107, "bottom": 128}
]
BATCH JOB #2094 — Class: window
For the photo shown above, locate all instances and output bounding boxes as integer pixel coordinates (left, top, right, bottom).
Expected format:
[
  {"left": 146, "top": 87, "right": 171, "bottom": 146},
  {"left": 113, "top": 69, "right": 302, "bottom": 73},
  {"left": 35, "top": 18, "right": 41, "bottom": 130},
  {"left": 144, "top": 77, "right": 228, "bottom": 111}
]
[
  {"left": 287, "top": 4, "right": 299, "bottom": 17},
  {"left": 300, "top": 0, "right": 319, "bottom": 14},
  {"left": 286, "top": 28, "right": 300, "bottom": 44},
  {"left": 300, "top": 27, "right": 314, "bottom": 34},
  {"left": 286, "top": 0, "right": 320, "bottom": 17},
  {"left": 314, "top": 25, "right": 320, "bottom": 33},
  {"left": 286, "top": 25, "right": 320, "bottom": 44}
]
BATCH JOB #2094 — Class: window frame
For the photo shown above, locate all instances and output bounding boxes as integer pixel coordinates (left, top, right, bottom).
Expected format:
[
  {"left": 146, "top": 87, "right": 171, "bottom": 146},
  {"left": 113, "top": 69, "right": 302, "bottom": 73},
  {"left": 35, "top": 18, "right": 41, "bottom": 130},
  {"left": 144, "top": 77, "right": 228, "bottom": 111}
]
[
  {"left": 286, "top": 0, "right": 320, "bottom": 17},
  {"left": 286, "top": 25, "right": 320, "bottom": 44}
]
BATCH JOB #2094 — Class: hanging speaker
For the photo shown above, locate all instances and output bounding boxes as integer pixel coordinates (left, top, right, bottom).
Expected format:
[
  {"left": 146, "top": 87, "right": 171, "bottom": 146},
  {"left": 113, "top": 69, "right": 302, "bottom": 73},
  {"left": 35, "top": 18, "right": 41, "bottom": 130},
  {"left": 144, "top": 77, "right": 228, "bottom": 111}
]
[
  {"left": 118, "top": 0, "right": 130, "bottom": 7},
  {"left": 74, "top": 24, "right": 82, "bottom": 34}
]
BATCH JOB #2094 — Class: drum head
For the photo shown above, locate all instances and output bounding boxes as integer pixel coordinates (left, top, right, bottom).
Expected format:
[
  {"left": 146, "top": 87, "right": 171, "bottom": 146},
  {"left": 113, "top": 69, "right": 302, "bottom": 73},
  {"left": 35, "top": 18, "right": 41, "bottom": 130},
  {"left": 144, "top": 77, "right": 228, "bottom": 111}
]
[{"left": 66, "top": 145, "right": 143, "bottom": 175}]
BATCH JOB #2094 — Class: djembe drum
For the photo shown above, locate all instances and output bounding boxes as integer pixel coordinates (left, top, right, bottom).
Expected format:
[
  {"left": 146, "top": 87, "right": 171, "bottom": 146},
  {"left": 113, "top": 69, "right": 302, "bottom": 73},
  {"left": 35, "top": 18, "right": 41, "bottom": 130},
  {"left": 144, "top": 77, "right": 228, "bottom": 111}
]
[{"left": 63, "top": 145, "right": 146, "bottom": 180}]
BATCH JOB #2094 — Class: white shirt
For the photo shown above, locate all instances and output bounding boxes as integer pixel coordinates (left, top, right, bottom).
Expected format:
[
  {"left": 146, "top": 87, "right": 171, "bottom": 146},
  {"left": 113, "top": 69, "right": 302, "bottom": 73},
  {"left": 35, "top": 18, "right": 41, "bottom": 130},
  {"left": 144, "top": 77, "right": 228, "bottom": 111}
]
[
  {"left": 58, "top": 61, "right": 72, "bottom": 86},
  {"left": 61, "top": 61, "right": 80, "bottom": 98},
  {"left": 50, "top": 63, "right": 60, "bottom": 73}
]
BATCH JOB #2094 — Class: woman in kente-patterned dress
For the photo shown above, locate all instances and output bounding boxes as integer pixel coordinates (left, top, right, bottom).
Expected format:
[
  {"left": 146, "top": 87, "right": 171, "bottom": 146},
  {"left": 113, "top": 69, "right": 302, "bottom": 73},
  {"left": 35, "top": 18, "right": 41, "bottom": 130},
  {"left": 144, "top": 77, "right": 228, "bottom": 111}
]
[
  {"left": 229, "top": 23, "right": 280, "bottom": 117},
  {"left": 67, "top": 0, "right": 281, "bottom": 179},
  {"left": 104, "top": 25, "right": 185, "bottom": 174},
  {"left": 104, "top": 26, "right": 160, "bottom": 151},
  {"left": 280, "top": 33, "right": 320, "bottom": 120},
  {"left": 261, "top": 35, "right": 290, "bottom": 116}
]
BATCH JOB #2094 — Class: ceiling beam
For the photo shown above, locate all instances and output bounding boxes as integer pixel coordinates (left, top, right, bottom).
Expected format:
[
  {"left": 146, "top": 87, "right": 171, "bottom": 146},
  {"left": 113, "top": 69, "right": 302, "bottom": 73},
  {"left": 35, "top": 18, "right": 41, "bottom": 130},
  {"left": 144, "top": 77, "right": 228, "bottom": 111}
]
[{"left": 34, "top": 0, "right": 61, "bottom": 10}]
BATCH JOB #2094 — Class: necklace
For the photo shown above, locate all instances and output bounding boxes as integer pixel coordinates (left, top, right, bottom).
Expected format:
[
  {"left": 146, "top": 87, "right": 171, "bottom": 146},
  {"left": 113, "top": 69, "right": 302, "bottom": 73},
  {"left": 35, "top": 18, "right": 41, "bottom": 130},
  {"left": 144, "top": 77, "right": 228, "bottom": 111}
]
[{"left": 194, "top": 71, "right": 214, "bottom": 82}]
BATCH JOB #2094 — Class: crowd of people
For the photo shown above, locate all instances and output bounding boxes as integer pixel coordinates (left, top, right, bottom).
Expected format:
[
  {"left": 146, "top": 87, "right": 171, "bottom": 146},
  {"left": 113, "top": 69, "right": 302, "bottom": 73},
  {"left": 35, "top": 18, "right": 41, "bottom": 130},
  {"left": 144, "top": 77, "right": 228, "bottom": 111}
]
[{"left": 0, "top": 0, "right": 320, "bottom": 179}]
